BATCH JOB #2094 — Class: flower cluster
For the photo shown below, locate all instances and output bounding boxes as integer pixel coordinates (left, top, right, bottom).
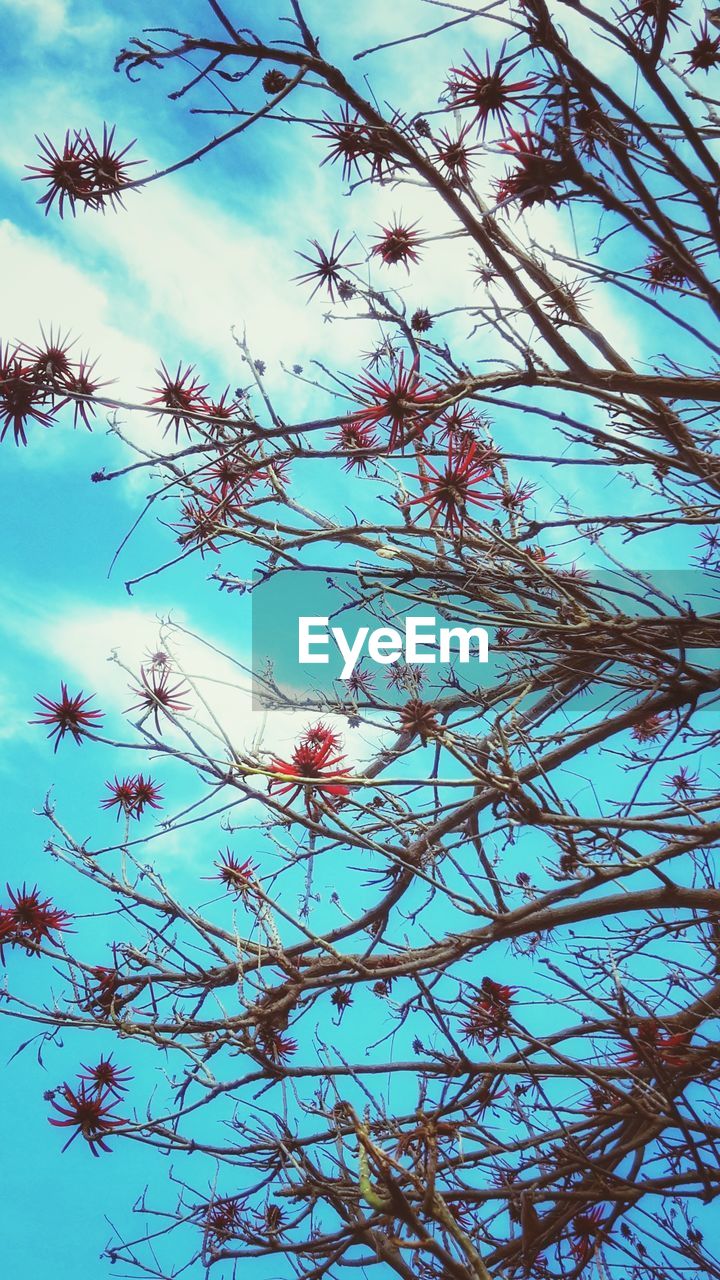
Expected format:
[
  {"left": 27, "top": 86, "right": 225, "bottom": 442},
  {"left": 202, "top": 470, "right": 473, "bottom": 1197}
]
[
  {"left": 26, "top": 126, "right": 140, "bottom": 217},
  {"left": 0, "top": 885, "right": 72, "bottom": 960},
  {"left": 49, "top": 1057, "right": 130, "bottom": 1156},
  {"left": 146, "top": 363, "right": 247, "bottom": 441},
  {"left": 495, "top": 121, "right": 569, "bottom": 210},
  {"left": 212, "top": 850, "right": 259, "bottom": 898},
  {"left": 102, "top": 774, "right": 163, "bottom": 819},
  {"left": 461, "top": 978, "right": 516, "bottom": 1044},
  {"left": 1, "top": 332, "right": 103, "bottom": 446},
  {"left": 270, "top": 723, "right": 350, "bottom": 816}
]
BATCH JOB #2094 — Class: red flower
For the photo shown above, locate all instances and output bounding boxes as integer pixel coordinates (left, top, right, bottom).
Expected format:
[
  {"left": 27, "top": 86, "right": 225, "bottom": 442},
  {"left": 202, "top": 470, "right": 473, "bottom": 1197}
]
[
  {"left": 344, "top": 663, "right": 375, "bottom": 696},
  {"left": 301, "top": 722, "right": 343, "bottom": 752},
  {"left": 331, "top": 420, "right": 379, "bottom": 472},
  {"left": 352, "top": 358, "right": 442, "bottom": 451},
  {"left": 370, "top": 218, "right": 423, "bottom": 269},
  {"left": 258, "top": 1029, "right": 298, "bottom": 1063},
  {"left": 83, "top": 965, "right": 126, "bottom": 1016},
  {"left": 682, "top": 22, "right": 720, "bottom": 72},
  {"left": 213, "top": 850, "right": 258, "bottom": 897},
  {"left": 0, "top": 908, "right": 16, "bottom": 962},
  {"left": 0, "top": 341, "right": 60, "bottom": 446},
  {"left": 407, "top": 439, "right": 493, "bottom": 535},
  {"left": 570, "top": 1206, "right": 606, "bottom": 1267},
  {"left": 7, "top": 884, "right": 72, "bottom": 949},
  {"left": 128, "top": 668, "right": 192, "bottom": 733},
  {"left": 631, "top": 713, "right": 667, "bottom": 743},
  {"left": 622, "top": 0, "right": 681, "bottom": 42},
  {"left": 461, "top": 978, "right": 516, "bottom": 1044},
  {"left": 102, "top": 774, "right": 163, "bottom": 819},
  {"left": 270, "top": 731, "right": 350, "bottom": 816},
  {"left": 147, "top": 362, "right": 209, "bottom": 440},
  {"left": 63, "top": 353, "right": 107, "bottom": 430},
  {"left": 447, "top": 50, "right": 536, "bottom": 137},
  {"left": 495, "top": 120, "right": 568, "bottom": 210},
  {"left": 642, "top": 247, "right": 691, "bottom": 291},
  {"left": 133, "top": 774, "right": 164, "bottom": 815},
  {"left": 203, "top": 1196, "right": 243, "bottom": 1247},
  {"left": 316, "top": 107, "right": 371, "bottom": 183},
  {"left": 79, "top": 1055, "right": 132, "bottom": 1099},
  {"left": 25, "top": 131, "right": 92, "bottom": 217},
  {"left": 26, "top": 126, "right": 139, "bottom": 217},
  {"left": 49, "top": 1082, "right": 126, "bottom": 1155},
  {"left": 434, "top": 123, "right": 481, "bottom": 183},
  {"left": 32, "top": 683, "right": 103, "bottom": 750},
  {"left": 295, "top": 232, "right": 355, "bottom": 301},
  {"left": 617, "top": 1018, "right": 694, "bottom": 1071}
]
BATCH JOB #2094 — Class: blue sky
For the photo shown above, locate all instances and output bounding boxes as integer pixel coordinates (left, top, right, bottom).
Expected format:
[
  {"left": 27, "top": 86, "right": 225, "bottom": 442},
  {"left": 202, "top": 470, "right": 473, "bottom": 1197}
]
[{"left": 1, "top": 0, "right": 718, "bottom": 1275}]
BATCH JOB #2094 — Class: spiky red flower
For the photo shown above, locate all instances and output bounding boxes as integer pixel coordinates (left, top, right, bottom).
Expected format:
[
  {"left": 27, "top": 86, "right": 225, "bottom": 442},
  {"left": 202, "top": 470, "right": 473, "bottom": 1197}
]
[
  {"left": 331, "top": 420, "right": 380, "bottom": 472},
  {"left": 570, "top": 1206, "right": 606, "bottom": 1266},
  {"left": 631, "top": 713, "right": 667, "bottom": 743},
  {"left": 622, "top": 0, "right": 682, "bottom": 42},
  {"left": 664, "top": 765, "right": 698, "bottom": 798},
  {"left": 0, "top": 341, "right": 60, "bottom": 445},
  {"left": 26, "top": 126, "right": 139, "bottom": 217},
  {"left": 434, "top": 122, "right": 481, "bottom": 183},
  {"left": 79, "top": 1055, "right": 133, "bottom": 1099},
  {"left": 213, "top": 850, "right": 258, "bottom": 897},
  {"left": 352, "top": 358, "right": 442, "bottom": 451},
  {"left": 64, "top": 353, "right": 107, "bottom": 430},
  {"left": 495, "top": 121, "right": 568, "bottom": 211},
  {"left": 295, "top": 232, "right": 355, "bottom": 301},
  {"left": 447, "top": 50, "right": 536, "bottom": 137},
  {"left": 147, "top": 362, "right": 209, "bottom": 440},
  {"left": 102, "top": 774, "right": 163, "bottom": 819},
  {"left": 411, "top": 308, "right": 433, "bottom": 333},
  {"left": 25, "top": 131, "right": 92, "bottom": 217},
  {"left": 344, "top": 663, "right": 375, "bottom": 696},
  {"left": 32, "top": 683, "right": 103, "bottom": 750},
  {"left": 259, "top": 1029, "right": 298, "bottom": 1064},
  {"left": 370, "top": 218, "right": 423, "bottom": 269},
  {"left": 83, "top": 965, "right": 125, "bottom": 1016},
  {"left": 270, "top": 732, "right": 350, "bottom": 815},
  {"left": 0, "top": 908, "right": 17, "bottom": 962},
  {"left": 203, "top": 1196, "right": 243, "bottom": 1247},
  {"left": 617, "top": 1018, "right": 694, "bottom": 1071},
  {"left": 49, "top": 1082, "right": 126, "bottom": 1155},
  {"left": 461, "top": 978, "right": 516, "bottom": 1044},
  {"left": 682, "top": 21, "right": 720, "bottom": 72},
  {"left": 316, "top": 107, "right": 371, "bottom": 183},
  {"left": 7, "top": 884, "right": 72, "bottom": 948},
  {"left": 128, "top": 668, "right": 192, "bottom": 733},
  {"left": 642, "top": 247, "right": 691, "bottom": 291},
  {"left": 301, "top": 722, "right": 343, "bottom": 752},
  {"left": 133, "top": 774, "right": 164, "bottom": 815},
  {"left": 407, "top": 439, "right": 493, "bottom": 535}
]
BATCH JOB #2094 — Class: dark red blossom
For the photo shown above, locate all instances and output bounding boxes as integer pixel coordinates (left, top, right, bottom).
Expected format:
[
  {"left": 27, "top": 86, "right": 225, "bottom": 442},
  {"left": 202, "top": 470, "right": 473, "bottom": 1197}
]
[
  {"left": 411, "top": 308, "right": 433, "bottom": 333},
  {"left": 617, "top": 1018, "right": 694, "bottom": 1071},
  {"left": 147, "top": 362, "right": 209, "bottom": 440},
  {"left": 258, "top": 1029, "right": 298, "bottom": 1064},
  {"left": 434, "top": 123, "right": 481, "bottom": 182},
  {"left": 133, "top": 774, "right": 164, "bottom": 815},
  {"left": 682, "top": 22, "right": 720, "bottom": 72},
  {"left": 0, "top": 341, "right": 60, "bottom": 445},
  {"left": 7, "top": 884, "right": 72, "bottom": 948},
  {"left": 270, "top": 728, "right": 350, "bottom": 815},
  {"left": 32, "top": 683, "right": 103, "bottom": 749},
  {"left": 128, "top": 667, "right": 192, "bottom": 733},
  {"left": 352, "top": 358, "right": 442, "bottom": 451},
  {"left": 0, "top": 908, "right": 15, "bottom": 962},
  {"left": 622, "top": 0, "right": 682, "bottom": 43},
  {"left": 49, "top": 1082, "right": 126, "bottom": 1155},
  {"left": 262, "top": 68, "right": 290, "bottom": 94},
  {"left": 26, "top": 126, "right": 139, "bottom": 217},
  {"left": 496, "top": 121, "right": 569, "bottom": 211},
  {"left": 213, "top": 850, "right": 258, "bottom": 897},
  {"left": 83, "top": 965, "right": 126, "bottom": 1016},
  {"left": 570, "top": 1206, "right": 606, "bottom": 1267},
  {"left": 407, "top": 439, "right": 493, "bottom": 535},
  {"left": 631, "top": 713, "right": 667, "bottom": 743},
  {"left": 79, "top": 1056, "right": 132, "bottom": 1099},
  {"left": 331, "top": 420, "right": 379, "bottom": 472},
  {"left": 102, "top": 774, "right": 163, "bottom": 819},
  {"left": 295, "top": 232, "right": 355, "bottom": 301},
  {"left": 316, "top": 108, "right": 370, "bottom": 183},
  {"left": 642, "top": 247, "right": 692, "bottom": 291},
  {"left": 447, "top": 50, "right": 536, "bottom": 137},
  {"left": 344, "top": 663, "right": 375, "bottom": 696},
  {"left": 203, "top": 1196, "right": 243, "bottom": 1247},
  {"left": 302, "top": 722, "right": 343, "bottom": 752},
  {"left": 462, "top": 978, "right": 516, "bottom": 1044},
  {"left": 370, "top": 218, "right": 423, "bottom": 269},
  {"left": 64, "top": 353, "right": 107, "bottom": 430}
]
